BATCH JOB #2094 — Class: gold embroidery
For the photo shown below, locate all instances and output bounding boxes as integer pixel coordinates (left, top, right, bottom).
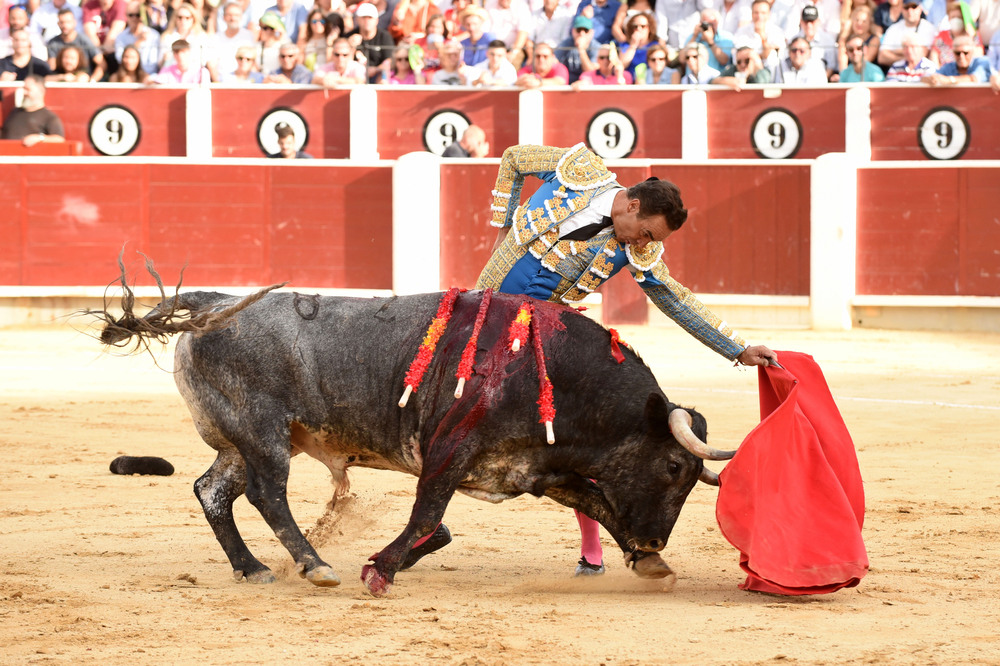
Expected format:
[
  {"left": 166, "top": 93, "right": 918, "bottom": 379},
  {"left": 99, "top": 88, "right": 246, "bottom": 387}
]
[{"left": 625, "top": 241, "right": 664, "bottom": 272}]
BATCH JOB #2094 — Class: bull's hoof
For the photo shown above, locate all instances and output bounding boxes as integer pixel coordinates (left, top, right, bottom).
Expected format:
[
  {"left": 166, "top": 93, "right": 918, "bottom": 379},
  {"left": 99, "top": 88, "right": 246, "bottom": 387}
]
[
  {"left": 235, "top": 568, "right": 277, "bottom": 584},
  {"left": 361, "top": 564, "right": 392, "bottom": 597},
  {"left": 305, "top": 565, "right": 341, "bottom": 587},
  {"left": 631, "top": 553, "right": 675, "bottom": 580}
]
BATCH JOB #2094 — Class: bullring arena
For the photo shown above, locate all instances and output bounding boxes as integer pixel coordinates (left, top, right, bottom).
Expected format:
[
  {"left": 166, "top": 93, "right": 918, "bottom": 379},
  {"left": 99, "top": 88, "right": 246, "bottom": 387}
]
[{"left": 3, "top": 81, "right": 1000, "bottom": 664}]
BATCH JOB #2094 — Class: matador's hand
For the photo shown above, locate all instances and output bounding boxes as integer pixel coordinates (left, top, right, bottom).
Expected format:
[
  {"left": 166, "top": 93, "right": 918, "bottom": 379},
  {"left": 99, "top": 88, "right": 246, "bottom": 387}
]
[{"left": 737, "top": 344, "right": 778, "bottom": 367}]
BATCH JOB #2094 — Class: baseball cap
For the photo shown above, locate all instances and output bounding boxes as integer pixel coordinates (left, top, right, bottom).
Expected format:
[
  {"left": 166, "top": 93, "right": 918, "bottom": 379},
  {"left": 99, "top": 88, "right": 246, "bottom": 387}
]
[
  {"left": 354, "top": 2, "right": 378, "bottom": 19},
  {"left": 259, "top": 11, "right": 285, "bottom": 32},
  {"left": 573, "top": 15, "right": 593, "bottom": 30},
  {"left": 801, "top": 5, "right": 819, "bottom": 21}
]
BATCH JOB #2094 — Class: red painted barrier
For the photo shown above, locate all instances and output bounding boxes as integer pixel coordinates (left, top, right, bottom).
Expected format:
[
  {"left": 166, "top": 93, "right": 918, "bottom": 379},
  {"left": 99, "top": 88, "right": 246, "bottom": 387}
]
[
  {"left": 541, "top": 89, "right": 684, "bottom": 159},
  {"left": 857, "top": 166, "right": 1000, "bottom": 296},
  {"left": 869, "top": 87, "right": 1000, "bottom": 161},
  {"left": 1, "top": 162, "right": 392, "bottom": 288},
  {"left": 211, "top": 87, "right": 351, "bottom": 158},
  {"left": 706, "top": 88, "right": 846, "bottom": 159},
  {"left": 0, "top": 139, "right": 84, "bottom": 155},
  {"left": 374, "top": 88, "right": 520, "bottom": 159}
]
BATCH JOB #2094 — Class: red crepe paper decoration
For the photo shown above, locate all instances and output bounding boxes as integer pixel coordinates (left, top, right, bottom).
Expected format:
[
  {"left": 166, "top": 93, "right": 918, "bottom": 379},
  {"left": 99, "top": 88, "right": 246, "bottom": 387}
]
[
  {"left": 454, "top": 289, "right": 493, "bottom": 399},
  {"left": 716, "top": 351, "right": 868, "bottom": 595},
  {"left": 608, "top": 328, "right": 625, "bottom": 364},
  {"left": 531, "top": 322, "right": 556, "bottom": 444},
  {"left": 398, "top": 287, "right": 462, "bottom": 407},
  {"left": 508, "top": 301, "right": 533, "bottom": 352}
]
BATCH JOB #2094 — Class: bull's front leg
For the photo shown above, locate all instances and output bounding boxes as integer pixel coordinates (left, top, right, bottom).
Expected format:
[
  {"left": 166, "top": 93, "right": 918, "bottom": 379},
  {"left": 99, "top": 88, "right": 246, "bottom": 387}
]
[{"left": 544, "top": 479, "right": 674, "bottom": 580}]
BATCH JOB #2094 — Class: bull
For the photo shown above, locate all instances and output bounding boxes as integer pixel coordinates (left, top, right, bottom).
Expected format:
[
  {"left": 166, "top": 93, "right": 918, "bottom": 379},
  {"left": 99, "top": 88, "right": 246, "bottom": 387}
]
[{"left": 97, "top": 277, "right": 733, "bottom": 597}]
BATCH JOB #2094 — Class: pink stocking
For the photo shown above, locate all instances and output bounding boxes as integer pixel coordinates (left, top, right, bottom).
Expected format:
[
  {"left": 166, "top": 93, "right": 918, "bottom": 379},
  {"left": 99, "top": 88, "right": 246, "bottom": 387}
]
[{"left": 575, "top": 509, "right": 603, "bottom": 565}]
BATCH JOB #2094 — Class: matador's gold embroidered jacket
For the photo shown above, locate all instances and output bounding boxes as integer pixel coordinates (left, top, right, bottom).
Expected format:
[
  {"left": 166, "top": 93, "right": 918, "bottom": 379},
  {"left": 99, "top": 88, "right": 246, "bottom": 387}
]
[{"left": 475, "top": 143, "right": 748, "bottom": 360}]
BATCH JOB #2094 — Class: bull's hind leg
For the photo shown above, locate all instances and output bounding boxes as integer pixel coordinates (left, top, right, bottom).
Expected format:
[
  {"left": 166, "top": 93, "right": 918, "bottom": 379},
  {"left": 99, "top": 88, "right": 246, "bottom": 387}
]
[
  {"left": 194, "top": 447, "right": 275, "bottom": 583},
  {"left": 239, "top": 430, "right": 340, "bottom": 588}
]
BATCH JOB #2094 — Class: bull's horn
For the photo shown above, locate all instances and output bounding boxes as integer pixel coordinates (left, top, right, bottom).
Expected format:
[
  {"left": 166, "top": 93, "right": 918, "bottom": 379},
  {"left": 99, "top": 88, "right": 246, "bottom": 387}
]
[
  {"left": 699, "top": 467, "right": 720, "bottom": 486},
  {"left": 668, "top": 409, "right": 737, "bottom": 461}
]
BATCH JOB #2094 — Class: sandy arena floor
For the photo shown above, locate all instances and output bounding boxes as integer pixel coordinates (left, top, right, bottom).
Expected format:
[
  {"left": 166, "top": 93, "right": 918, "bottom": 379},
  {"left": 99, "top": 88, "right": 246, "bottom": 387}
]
[{"left": 1, "top": 309, "right": 999, "bottom": 665}]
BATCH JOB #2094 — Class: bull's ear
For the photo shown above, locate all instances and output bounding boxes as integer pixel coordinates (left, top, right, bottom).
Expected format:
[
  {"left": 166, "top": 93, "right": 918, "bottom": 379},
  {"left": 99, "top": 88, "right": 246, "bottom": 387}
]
[{"left": 643, "top": 392, "right": 672, "bottom": 434}]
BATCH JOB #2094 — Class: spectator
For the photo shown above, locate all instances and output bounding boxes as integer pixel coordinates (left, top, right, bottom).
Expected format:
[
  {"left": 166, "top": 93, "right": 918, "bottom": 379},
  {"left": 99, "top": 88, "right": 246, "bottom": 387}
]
[
  {"left": 792, "top": 5, "right": 837, "bottom": 78},
  {"left": 678, "top": 41, "right": 720, "bottom": 82},
  {"left": 443, "top": 0, "right": 471, "bottom": 39},
  {"left": 636, "top": 42, "right": 678, "bottom": 83},
  {"left": 108, "top": 42, "right": 149, "bottom": 80},
  {"left": 573, "top": 40, "right": 631, "bottom": 85},
  {"left": 218, "top": 43, "right": 263, "bottom": 81},
  {"left": 712, "top": 42, "right": 771, "bottom": 87},
  {"left": 349, "top": 2, "right": 393, "bottom": 82},
  {"left": 484, "top": 0, "right": 531, "bottom": 67},
  {"left": 297, "top": 8, "right": 333, "bottom": 70},
  {"left": 160, "top": 2, "right": 215, "bottom": 80},
  {"left": 687, "top": 8, "right": 735, "bottom": 70},
  {"left": 575, "top": 0, "right": 620, "bottom": 46},
  {"left": 773, "top": 0, "right": 843, "bottom": 38},
  {"left": 515, "top": 39, "right": 568, "bottom": 85},
  {"left": 531, "top": 0, "right": 575, "bottom": 68},
  {"left": 264, "top": 0, "right": 307, "bottom": 44},
  {"left": 47, "top": 43, "right": 91, "bottom": 80},
  {"left": 256, "top": 11, "right": 288, "bottom": 76},
  {"left": 555, "top": 14, "right": 598, "bottom": 83},
  {"left": 81, "top": 0, "right": 127, "bottom": 70},
  {"left": 265, "top": 41, "right": 311, "bottom": 82},
  {"left": 922, "top": 34, "right": 991, "bottom": 82},
  {"left": 873, "top": 0, "right": 905, "bottom": 34},
  {"left": 838, "top": 31, "right": 886, "bottom": 80},
  {"left": 734, "top": 0, "right": 785, "bottom": 70},
  {"left": 772, "top": 35, "right": 828, "bottom": 82},
  {"left": 617, "top": 11, "right": 660, "bottom": 79},
  {"left": 115, "top": 1, "right": 160, "bottom": 75},
  {"left": 929, "top": 1, "right": 981, "bottom": 66},
  {"left": 878, "top": 1, "right": 934, "bottom": 67},
  {"left": 389, "top": 0, "right": 440, "bottom": 42},
  {"left": 1, "top": 4, "right": 48, "bottom": 60},
  {"left": 212, "top": 1, "right": 254, "bottom": 76},
  {"left": 412, "top": 12, "right": 447, "bottom": 73},
  {"left": 150, "top": 37, "right": 210, "bottom": 81},
  {"left": 972, "top": 0, "right": 1000, "bottom": 48},
  {"left": 458, "top": 5, "right": 494, "bottom": 66},
  {"left": 885, "top": 30, "right": 935, "bottom": 79},
  {"left": 430, "top": 37, "right": 476, "bottom": 83},
  {"left": 717, "top": 0, "right": 753, "bottom": 35},
  {"left": 652, "top": 0, "right": 703, "bottom": 47},
  {"left": 30, "top": 0, "right": 84, "bottom": 44},
  {"left": 610, "top": 0, "right": 653, "bottom": 43},
  {"left": 382, "top": 43, "right": 425, "bottom": 82},
  {"left": 836, "top": 5, "right": 879, "bottom": 74},
  {"left": 441, "top": 123, "right": 489, "bottom": 156},
  {"left": 144, "top": 0, "right": 169, "bottom": 33},
  {"left": 268, "top": 121, "right": 312, "bottom": 158},
  {"left": 209, "top": 0, "right": 250, "bottom": 35},
  {"left": 188, "top": 0, "right": 215, "bottom": 31},
  {"left": 47, "top": 7, "right": 103, "bottom": 76},
  {"left": 991, "top": 29, "right": 1000, "bottom": 73},
  {"left": 0, "top": 74, "right": 64, "bottom": 144},
  {"left": 992, "top": 69, "right": 1000, "bottom": 91},
  {"left": 1, "top": 28, "right": 52, "bottom": 78},
  {"left": 312, "top": 35, "right": 365, "bottom": 84},
  {"left": 473, "top": 38, "right": 517, "bottom": 84}
]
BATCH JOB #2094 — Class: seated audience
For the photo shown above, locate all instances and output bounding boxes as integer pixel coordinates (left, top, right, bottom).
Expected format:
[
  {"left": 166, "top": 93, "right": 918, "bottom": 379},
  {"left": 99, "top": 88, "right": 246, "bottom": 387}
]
[
  {"left": 617, "top": 11, "right": 660, "bottom": 79},
  {"left": 773, "top": 36, "right": 828, "bottom": 83},
  {"left": 30, "top": 0, "right": 84, "bottom": 44},
  {"left": 485, "top": 0, "right": 530, "bottom": 68},
  {"left": 268, "top": 121, "right": 312, "bottom": 158},
  {"left": 47, "top": 7, "right": 104, "bottom": 79},
  {"left": 212, "top": 1, "right": 254, "bottom": 76},
  {"left": 792, "top": 5, "right": 837, "bottom": 79},
  {"left": 389, "top": 0, "right": 441, "bottom": 43},
  {"left": 636, "top": 42, "right": 678, "bottom": 84},
  {"left": 929, "top": 0, "right": 982, "bottom": 67},
  {"left": 218, "top": 43, "right": 263, "bottom": 82},
  {"left": 878, "top": 0, "right": 935, "bottom": 68},
  {"left": 108, "top": 42, "right": 149, "bottom": 81},
  {"left": 265, "top": 42, "right": 312, "bottom": 82},
  {"left": 922, "top": 34, "right": 992, "bottom": 84},
  {"left": 115, "top": 1, "right": 160, "bottom": 75},
  {"left": 686, "top": 8, "right": 734, "bottom": 71},
  {"left": 384, "top": 43, "right": 425, "bottom": 83},
  {"left": 349, "top": 1, "right": 394, "bottom": 83},
  {"left": 1, "top": 4, "right": 48, "bottom": 60},
  {"left": 2, "top": 28, "right": 52, "bottom": 79},
  {"left": 0, "top": 74, "right": 65, "bottom": 144},
  {"left": 312, "top": 36, "right": 366, "bottom": 85},
  {"left": 836, "top": 5, "right": 879, "bottom": 74},
  {"left": 712, "top": 42, "right": 771, "bottom": 87},
  {"left": 458, "top": 5, "right": 494, "bottom": 67},
  {"left": 431, "top": 37, "right": 476, "bottom": 84},
  {"left": 555, "top": 14, "right": 599, "bottom": 84},
  {"left": 472, "top": 38, "right": 517, "bottom": 85},
  {"left": 515, "top": 40, "right": 568, "bottom": 86},
  {"left": 150, "top": 38, "right": 210, "bottom": 82},
  {"left": 573, "top": 41, "right": 632, "bottom": 86},
  {"left": 441, "top": 123, "right": 489, "bottom": 157},
  {"left": 531, "top": 0, "right": 576, "bottom": 69},
  {"left": 678, "top": 42, "right": 719, "bottom": 83},
  {"left": 47, "top": 44, "right": 91, "bottom": 80},
  {"left": 886, "top": 31, "right": 936, "bottom": 81},
  {"left": 839, "top": 32, "right": 886, "bottom": 81}
]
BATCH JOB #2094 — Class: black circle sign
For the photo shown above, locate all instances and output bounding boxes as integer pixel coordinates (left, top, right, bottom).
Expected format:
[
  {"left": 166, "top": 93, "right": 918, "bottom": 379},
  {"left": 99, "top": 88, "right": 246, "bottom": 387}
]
[
  {"left": 256, "top": 107, "right": 309, "bottom": 156},
  {"left": 423, "top": 109, "right": 471, "bottom": 155},
  {"left": 750, "top": 108, "right": 803, "bottom": 159},
  {"left": 917, "top": 106, "right": 970, "bottom": 160},
  {"left": 585, "top": 108, "right": 638, "bottom": 159},
  {"left": 88, "top": 104, "right": 142, "bottom": 156}
]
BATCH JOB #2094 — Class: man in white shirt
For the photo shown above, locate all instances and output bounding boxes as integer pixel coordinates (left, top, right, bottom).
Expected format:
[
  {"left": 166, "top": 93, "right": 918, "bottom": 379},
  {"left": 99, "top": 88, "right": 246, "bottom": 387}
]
[
  {"left": 29, "top": 0, "right": 83, "bottom": 43},
  {"left": 485, "top": 0, "right": 531, "bottom": 67},
  {"left": 530, "top": 0, "right": 574, "bottom": 57},
  {"left": 212, "top": 1, "right": 255, "bottom": 76},
  {"left": 772, "top": 35, "right": 828, "bottom": 82},
  {"left": 790, "top": 5, "right": 837, "bottom": 78},
  {"left": 878, "top": 0, "right": 935, "bottom": 67},
  {"left": 733, "top": 0, "right": 785, "bottom": 69},
  {"left": 1, "top": 4, "right": 49, "bottom": 60}
]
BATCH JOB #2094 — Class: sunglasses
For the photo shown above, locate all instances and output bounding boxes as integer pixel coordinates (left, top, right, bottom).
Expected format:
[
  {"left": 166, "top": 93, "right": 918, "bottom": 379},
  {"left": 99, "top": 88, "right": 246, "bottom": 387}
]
[
  {"left": 280, "top": 53, "right": 297, "bottom": 58},
  {"left": 395, "top": 56, "right": 408, "bottom": 61},
  {"left": 127, "top": 12, "right": 141, "bottom": 17},
  {"left": 687, "top": 53, "right": 699, "bottom": 58},
  {"left": 260, "top": 25, "right": 274, "bottom": 30},
  {"left": 597, "top": 55, "right": 610, "bottom": 60},
  {"left": 954, "top": 50, "right": 972, "bottom": 55},
  {"left": 311, "top": 18, "right": 325, "bottom": 23},
  {"left": 736, "top": 58, "right": 750, "bottom": 65},
  {"left": 332, "top": 52, "right": 351, "bottom": 56},
  {"left": 846, "top": 45, "right": 863, "bottom": 52},
  {"left": 177, "top": 14, "right": 193, "bottom": 19},
  {"left": 633, "top": 23, "right": 649, "bottom": 27},
  {"left": 648, "top": 56, "right": 665, "bottom": 61},
  {"left": 236, "top": 55, "right": 254, "bottom": 61},
  {"left": 789, "top": 47, "right": 807, "bottom": 53}
]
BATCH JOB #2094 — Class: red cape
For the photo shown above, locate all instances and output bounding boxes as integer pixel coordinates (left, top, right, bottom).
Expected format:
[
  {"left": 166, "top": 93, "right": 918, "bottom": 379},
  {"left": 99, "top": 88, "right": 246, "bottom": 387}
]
[{"left": 716, "top": 351, "right": 869, "bottom": 595}]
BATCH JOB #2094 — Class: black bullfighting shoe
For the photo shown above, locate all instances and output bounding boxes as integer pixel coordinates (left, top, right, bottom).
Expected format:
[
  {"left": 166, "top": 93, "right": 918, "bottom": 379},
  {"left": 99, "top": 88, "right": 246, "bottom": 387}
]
[
  {"left": 400, "top": 523, "right": 453, "bottom": 570},
  {"left": 574, "top": 557, "right": 606, "bottom": 576}
]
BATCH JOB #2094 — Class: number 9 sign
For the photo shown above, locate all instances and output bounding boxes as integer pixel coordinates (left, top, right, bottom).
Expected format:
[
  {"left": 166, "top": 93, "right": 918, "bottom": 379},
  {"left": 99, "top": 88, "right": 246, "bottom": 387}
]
[
  {"left": 918, "top": 107, "right": 970, "bottom": 160},
  {"left": 585, "top": 109, "right": 637, "bottom": 159},
  {"left": 750, "top": 108, "right": 803, "bottom": 159},
  {"left": 88, "top": 105, "right": 142, "bottom": 156},
  {"left": 423, "top": 110, "right": 471, "bottom": 155}
]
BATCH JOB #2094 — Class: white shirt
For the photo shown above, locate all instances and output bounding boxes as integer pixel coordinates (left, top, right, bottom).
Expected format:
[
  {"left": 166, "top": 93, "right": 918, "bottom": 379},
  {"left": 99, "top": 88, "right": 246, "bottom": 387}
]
[
  {"left": 484, "top": 0, "right": 533, "bottom": 47},
  {"left": 29, "top": 1, "right": 83, "bottom": 42},
  {"left": 211, "top": 27, "right": 254, "bottom": 77},
  {"left": 558, "top": 187, "right": 622, "bottom": 239},
  {"left": 473, "top": 57, "right": 518, "bottom": 84},
  {"left": 772, "top": 55, "right": 828, "bottom": 83},
  {"left": 530, "top": 4, "right": 575, "bottom": 47},
  {"left": 734, "top": 22, "right": 786, "bottom": 69},
  {"left": 880, "top": 19, "right": 936, "bottom": 50}
]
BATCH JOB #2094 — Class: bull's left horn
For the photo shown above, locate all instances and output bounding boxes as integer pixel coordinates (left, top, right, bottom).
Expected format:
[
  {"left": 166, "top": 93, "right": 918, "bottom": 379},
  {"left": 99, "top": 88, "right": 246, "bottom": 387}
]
[
  {"left": 668, "top": 409, "right": 737, "bottom": 461},
  {"left": 699, "top": 467, "right": 720, "bottom": 486}
]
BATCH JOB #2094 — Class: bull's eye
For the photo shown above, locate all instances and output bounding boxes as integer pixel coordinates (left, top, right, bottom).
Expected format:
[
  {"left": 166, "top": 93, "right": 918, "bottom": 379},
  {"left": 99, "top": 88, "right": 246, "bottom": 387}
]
[{"left": 668, "top": 461, "right": 682, "bottom": 476}]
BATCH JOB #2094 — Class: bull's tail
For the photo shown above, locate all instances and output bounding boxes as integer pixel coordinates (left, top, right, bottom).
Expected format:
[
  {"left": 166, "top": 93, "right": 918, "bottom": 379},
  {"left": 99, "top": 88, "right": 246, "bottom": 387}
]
[{"left": 91, "top": 251, "right": 284, "bottom": 353}]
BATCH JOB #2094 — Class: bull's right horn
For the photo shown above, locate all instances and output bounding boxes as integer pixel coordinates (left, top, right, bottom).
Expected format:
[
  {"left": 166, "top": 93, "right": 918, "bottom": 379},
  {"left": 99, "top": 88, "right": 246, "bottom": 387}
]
[
  {"left": 668, "top": 409, "right": 737, "bottom": 461},
  {"left": 699, "top": 467, "right": 720, "bottom": 486}
]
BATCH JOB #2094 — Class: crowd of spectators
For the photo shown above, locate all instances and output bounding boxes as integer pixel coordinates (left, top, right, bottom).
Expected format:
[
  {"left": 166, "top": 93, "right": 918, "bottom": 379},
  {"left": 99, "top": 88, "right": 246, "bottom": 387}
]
[{"left": 0, "top": 0, "right": 998, "bottom": 89}]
